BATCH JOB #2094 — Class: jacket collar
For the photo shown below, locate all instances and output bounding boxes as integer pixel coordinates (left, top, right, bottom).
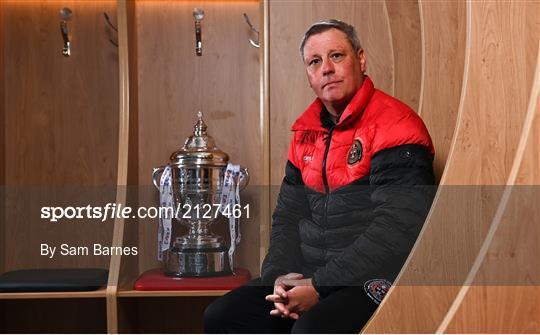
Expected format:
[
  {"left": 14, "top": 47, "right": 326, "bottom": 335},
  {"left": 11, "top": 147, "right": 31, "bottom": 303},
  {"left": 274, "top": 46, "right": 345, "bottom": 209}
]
[{"left": 291, "top": 76, "right": 375, "bottom": 132}]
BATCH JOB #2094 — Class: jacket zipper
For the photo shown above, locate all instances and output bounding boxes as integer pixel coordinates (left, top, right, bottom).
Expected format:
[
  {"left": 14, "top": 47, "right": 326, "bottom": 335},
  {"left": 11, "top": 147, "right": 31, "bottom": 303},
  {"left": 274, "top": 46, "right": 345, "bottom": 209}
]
[
  {"left": 322, "top": 127, "right": 334, "bottom": 194},
  {"left": 321, "top": 126, "right": 334, "bottom": 253}
]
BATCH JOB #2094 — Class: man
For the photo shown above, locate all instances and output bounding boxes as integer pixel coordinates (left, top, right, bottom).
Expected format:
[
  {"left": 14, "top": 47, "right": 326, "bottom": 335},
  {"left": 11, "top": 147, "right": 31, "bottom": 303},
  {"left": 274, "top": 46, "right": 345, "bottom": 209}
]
[{"left": 204, "top": 19, "right": 435, "bottom": 333}]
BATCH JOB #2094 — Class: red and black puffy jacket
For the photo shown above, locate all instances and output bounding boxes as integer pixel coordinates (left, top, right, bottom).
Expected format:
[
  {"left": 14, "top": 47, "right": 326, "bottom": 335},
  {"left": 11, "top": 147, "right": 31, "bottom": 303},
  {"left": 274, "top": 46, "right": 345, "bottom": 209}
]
[{"left": 261, "top": 77, "right": 436, "bottom": 298}]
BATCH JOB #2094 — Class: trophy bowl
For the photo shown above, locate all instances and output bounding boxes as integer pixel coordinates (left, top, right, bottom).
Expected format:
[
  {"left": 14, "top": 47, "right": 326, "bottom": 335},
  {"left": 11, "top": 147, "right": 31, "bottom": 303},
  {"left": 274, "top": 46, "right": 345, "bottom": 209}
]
[{"left": 152, "top": 112, "right": 249, "bottom": 277}]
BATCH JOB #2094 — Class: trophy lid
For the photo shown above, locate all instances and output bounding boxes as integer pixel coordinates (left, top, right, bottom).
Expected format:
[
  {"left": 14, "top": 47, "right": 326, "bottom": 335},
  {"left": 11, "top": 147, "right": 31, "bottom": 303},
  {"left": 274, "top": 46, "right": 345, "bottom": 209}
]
[{"left": 170, "top": 111, "right": 229, "bottom": 166}]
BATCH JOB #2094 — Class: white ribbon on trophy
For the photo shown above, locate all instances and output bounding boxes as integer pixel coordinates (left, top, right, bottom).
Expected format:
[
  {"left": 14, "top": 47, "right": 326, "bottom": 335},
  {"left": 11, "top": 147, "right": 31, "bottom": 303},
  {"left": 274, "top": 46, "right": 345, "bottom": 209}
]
[
  {"left": 158, "top": 166, "right": 174, "bottom": 261},
  {"left": 219, "top": 163, "right": 245, "bottom": 272}
]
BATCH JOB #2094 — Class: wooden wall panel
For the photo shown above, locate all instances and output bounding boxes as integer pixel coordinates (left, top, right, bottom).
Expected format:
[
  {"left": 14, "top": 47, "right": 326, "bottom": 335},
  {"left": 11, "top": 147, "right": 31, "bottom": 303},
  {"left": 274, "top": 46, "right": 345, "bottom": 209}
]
[
  {"left": 2, "top": 1, "right": 118, "bottom": 270},
  {"left": 0, "top": 0, "right": 5, "bottom": 274},
  {"left": 268, "top": 0, "right": 393, "bottom": 186},
  {"left": 439, "top": 45, "right": 540, "bottom": 334},
  {"left": 364, "top": 1, "right": 538, "bottom": 332},
  {"left": 107, "top": 1, "right": 131, "bottom": 332},
  {"left": 117, "top": 0, "right": 141, "bottom": 293},
  {"left": 385, "top": 0, "right": 421, "bottom": 113},
  {"left": 136, "top": 1, "right": 261, "bottom": 275},
  {"left": 417, "top": 1, "right": 466, "bottom": 181}
]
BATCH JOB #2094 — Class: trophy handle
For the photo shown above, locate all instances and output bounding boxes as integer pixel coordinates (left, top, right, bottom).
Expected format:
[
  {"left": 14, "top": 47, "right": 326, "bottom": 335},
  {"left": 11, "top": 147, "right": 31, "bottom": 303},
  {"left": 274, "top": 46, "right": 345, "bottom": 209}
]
[
  {"left": 239, "top": 166, "right": 250, "bottom": 191},
  {"left": 152, "top": 165, "right": 167, "bottom": 190}
]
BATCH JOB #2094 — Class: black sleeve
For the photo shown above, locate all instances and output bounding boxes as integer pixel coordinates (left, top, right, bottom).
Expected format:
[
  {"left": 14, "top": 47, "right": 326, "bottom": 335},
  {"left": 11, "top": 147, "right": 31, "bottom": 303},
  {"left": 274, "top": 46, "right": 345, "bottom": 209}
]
[
  {"left": 260, "top": 160, "right": 310, "bottom": 285},
  {"left": 312, "top": 143, "right": 436, "bottom": 298}
]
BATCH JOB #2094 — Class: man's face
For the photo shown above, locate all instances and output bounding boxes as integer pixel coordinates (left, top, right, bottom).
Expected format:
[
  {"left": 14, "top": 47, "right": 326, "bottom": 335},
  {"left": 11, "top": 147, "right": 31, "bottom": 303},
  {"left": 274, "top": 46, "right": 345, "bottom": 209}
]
[{"left": 302, "top": 29, "right": 366, "bottom": 109}]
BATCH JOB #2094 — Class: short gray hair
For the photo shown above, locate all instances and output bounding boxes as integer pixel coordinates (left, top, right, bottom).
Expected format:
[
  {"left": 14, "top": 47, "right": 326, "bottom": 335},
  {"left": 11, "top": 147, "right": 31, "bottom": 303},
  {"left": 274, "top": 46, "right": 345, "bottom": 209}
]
[{"left": 299, "top": 19, "right": 362, "bottom": 59}]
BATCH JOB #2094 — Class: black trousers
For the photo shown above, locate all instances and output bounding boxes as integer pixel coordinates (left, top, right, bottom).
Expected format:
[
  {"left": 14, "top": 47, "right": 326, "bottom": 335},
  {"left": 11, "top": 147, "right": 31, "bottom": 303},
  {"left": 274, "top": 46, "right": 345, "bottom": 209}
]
[{"left": 203, "top": 278, "right": 378, "bottom": 333}]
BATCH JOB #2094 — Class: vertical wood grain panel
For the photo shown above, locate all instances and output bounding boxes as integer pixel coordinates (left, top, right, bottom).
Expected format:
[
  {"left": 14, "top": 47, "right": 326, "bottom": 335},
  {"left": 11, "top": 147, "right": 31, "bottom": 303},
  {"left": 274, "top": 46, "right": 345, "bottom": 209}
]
[
  {"left": 418, "top": 1, "right": 466, "bottom": 181},
  {"left": 0, "top": 0, "right": 5, "bottom": 274},
  {"left": 440, "top": 44, "right": 540, "bottom": 334},
  {"left": 4, "top": 1, "right": 119, "bottom": 185},
  {"left": 259, "top": 0, "right": 270, "bottom": 265},
  {"left": 107, "top": 0, "right": 130, "bottom": 332},
  {"left": 136, "top": 1, "right": 261, "bottom": 275},
  {"left": 443, "top": 1, "right": 536, "bottom": 185},
  {"left": 3, "top": 1, "right": 118, "bottom": 270},
  {"left": 364, "top": 1, "right": 537, "bottom": 332},
  {"left": 118, "top": 0, "right": 140, "bottom": 293},
  {"left": 268, "top": 0, "right": 393, "bottom": 186},
  {"left": 385, "top": 0, "right": 421, "bottom": 113}
]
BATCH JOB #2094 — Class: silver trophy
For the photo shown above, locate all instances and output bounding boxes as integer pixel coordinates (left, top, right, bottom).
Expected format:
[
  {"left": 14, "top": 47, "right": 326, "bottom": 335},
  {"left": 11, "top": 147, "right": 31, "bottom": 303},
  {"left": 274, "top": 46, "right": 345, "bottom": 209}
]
[{"left": 152, "top": 112, "right": 249, "bottom": 277}]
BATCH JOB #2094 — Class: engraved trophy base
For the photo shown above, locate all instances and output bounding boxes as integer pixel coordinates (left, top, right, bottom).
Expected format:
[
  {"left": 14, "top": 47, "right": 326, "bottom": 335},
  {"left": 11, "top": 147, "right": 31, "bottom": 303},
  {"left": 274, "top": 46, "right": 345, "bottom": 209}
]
[{"left": 164, "top": 236, "right": 232, "bottom": 277}]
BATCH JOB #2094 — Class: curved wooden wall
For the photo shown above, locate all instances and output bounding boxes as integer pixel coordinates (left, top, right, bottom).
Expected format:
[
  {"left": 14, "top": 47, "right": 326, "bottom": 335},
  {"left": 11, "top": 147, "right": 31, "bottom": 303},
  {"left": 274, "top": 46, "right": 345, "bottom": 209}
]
[
  {"left": 385, "top": 0, "right": 421, "bottom": 113},
  {"left": 439, "top": 44, "right": 540, "bottom": 334},
  {"left": 417, "top": 1, "right": 466, "bottom": 181},
  {"left": 364, "top": 0, "right": 539, "bottom": 332}
]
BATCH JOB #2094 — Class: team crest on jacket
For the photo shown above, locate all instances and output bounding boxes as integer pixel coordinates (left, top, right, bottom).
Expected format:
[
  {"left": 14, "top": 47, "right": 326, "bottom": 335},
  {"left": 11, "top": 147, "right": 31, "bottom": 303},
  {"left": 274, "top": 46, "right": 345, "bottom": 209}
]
[
  {"left": 364, "top": 279, "right": 391, "bottom": 305},
  {"left": 347, "top": 139, "right": 363, "bottom": 165}
]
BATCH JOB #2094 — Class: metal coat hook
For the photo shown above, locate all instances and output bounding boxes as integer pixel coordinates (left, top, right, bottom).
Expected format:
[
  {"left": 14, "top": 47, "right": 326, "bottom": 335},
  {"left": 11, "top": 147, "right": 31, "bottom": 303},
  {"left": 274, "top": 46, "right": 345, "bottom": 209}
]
[
  {"left": 59, "top": 7, "right": 72, "bottom": 57},
  {"left": 193, "top": 8, "right": 204, "bottom": 56},
  {"left": 103, "top": 12, "right": 118, "bottom": 47},
  {"left": 243, "top": 13, "right": 260, "bottom": 48}
]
